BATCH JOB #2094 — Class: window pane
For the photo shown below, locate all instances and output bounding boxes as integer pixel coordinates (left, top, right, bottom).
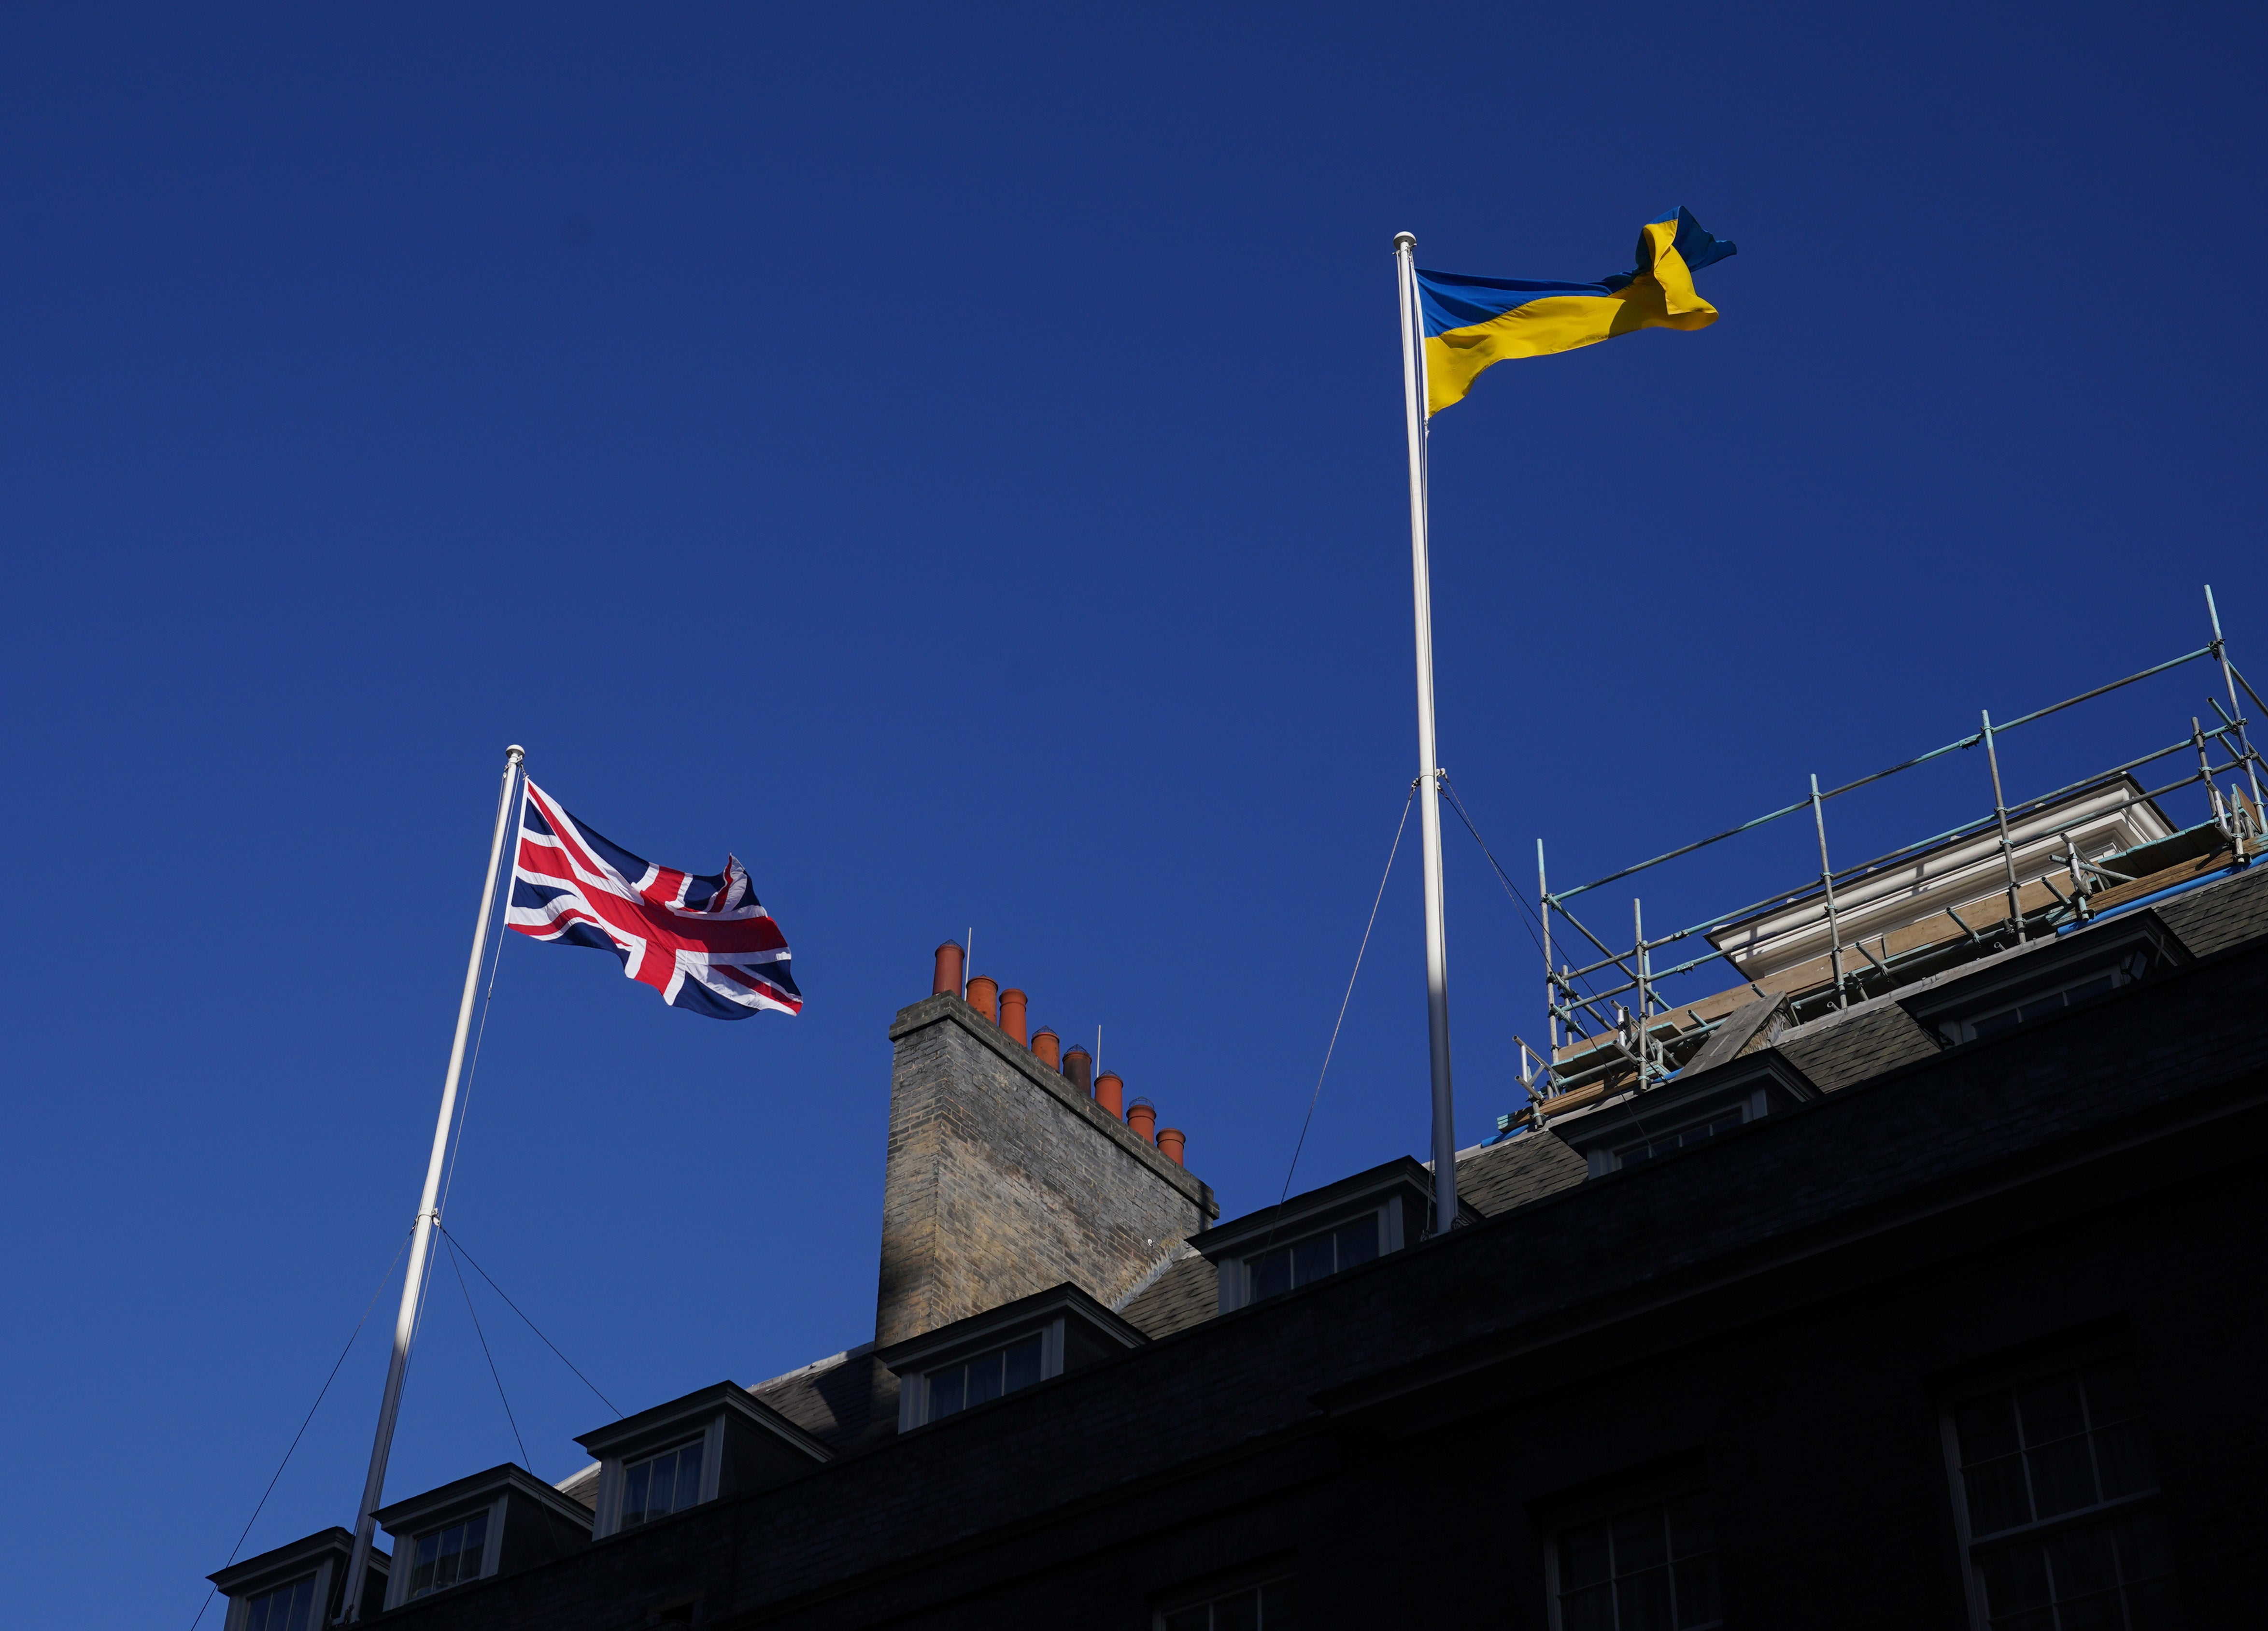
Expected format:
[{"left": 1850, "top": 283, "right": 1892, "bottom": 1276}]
[
  {"left": 1559, "top": 1584, "right": 1616, "bottom": 1631},
  {"left": 1212, "top": 1587, "right": 1260, "bottom": 1631},
  {"left": 2016, "top": 1375, "right": 2086, "bottom": 1449},
  {"left": 1250, "top": 1248, "right": 1290, "bottom": 1302},
  {"left": 1978, "top": 1542, "right": 2051, "bottom": 1616},
  {"left": 624, "top": 1458, "right": 653, "bottom": 1524},
  {"left": 2111, "top": 1509, "right": 2172, "bottom": 1582},
  {"left": 410, "top": 1531, "right": 439, "bottom": 1597},
  {"left": 285, "top": 1577, "right": 314, "bottom": 1631},
  {"left": 1965, "top": 1455, "right": 2033, "bottom": 1536},
  {"left": 968, "top": 1348, "right": 1005, "bottom": 1406},
  {"left": 1258, "top": 1579, "right": 1297, "bottom": 1630},
  {"left": 1611, "top": 1507, "right": 1668, "bottom": 1573},
  {"left": 930, "top": 1364, "right": 964, "bottom": 1419},
  {"left": 1335, "top": 1214, "right": 1378, "bottom": 1269},
  {"left": 1616, "top": 1566, "right": 1673, "bottom": 1631},
  {"left": 2026, "top": 1434, "right": 2099, "bottom": 1519},
  {"left": 2052, "top": 1594, "right": 2121, "bottom": 1631},
  {"left": 1004, "top": 1334, "right": 1043, "bottom": 1394},
  {"left": 2123, "top": 1577, "right": 2179, "bottom": 1630},
  {"left": 459, "top": 1512, "right": 488, "bottom": 1579},
  {"left": 1672, "top": 1556, "right": 1720, "bottom": 1628},
  {"left": 1290, "top": 1232, "right": 1333, "bottom": 1288},
  {"left": 1560, "top": 1520, "right": 1613, "bottom": 1588},
  {"left": 2091, "top": 1418, "right": 2154, "bottom": 1500},
  {"left": 1957, "top": 1393, "right": 2021, "bottom": 1464},
  {"left": 2048, "top": 1519, "right": 2121, "bottom": 1598}
]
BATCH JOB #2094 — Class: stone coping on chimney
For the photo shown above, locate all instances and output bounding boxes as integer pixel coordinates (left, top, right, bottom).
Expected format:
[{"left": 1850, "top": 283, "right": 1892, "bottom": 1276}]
[{"left": 890, "top": 993, "right": 1218, "bottom": 1220}]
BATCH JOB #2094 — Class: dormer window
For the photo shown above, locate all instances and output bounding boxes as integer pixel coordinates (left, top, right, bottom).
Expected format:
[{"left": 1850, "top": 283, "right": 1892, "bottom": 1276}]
[
  {"left": 1197, "top": 1156, "right": 1462, "bottom": 1315},
  {"left": 1933, "top": 949, "right": 2152, "bottom": 1046},
  {"left": 241, "top": 1575, "right": 316, "bottom": 1631},
  {"left": 373, "top": 1464, "right": 591, "bottom": 1610},
  {"left": 1905, "top": 916, "right": 2187, "bottom": 1050},
  {"left": 879, "top": 1284, "right": 1147, "bottom": 1432},
  {"left": 925, "top": 1333, "right": 1044, "bottom": 1421},
  {"left": 1613, "top": 1107, "right": 1747, "bottom": 1169},
  {"left": 405, "top": 1512, "right": 488, "bottom": 1600},
  {"left": 621, "top": 1439, "right": 705, "bottom": 1529},
  {"left": 1545, "top": 1053, "right": 1818, "bottom": 1180},
  {"left": 575, "top": 1381, "right": 833, "bottom": 1540},
  {"left": 1245, "top": 1210, "right": 1379, "bottom": 1302},
  {"left": 209, "top": 1527, "right": 388, "bottom": 1631}
]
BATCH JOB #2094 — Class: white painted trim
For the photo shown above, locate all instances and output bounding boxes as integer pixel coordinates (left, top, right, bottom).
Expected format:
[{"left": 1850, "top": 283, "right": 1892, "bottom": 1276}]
[
  {"left": 1220, "top": 1203, "right": 1396, "bottom": 1313},
  {"left": 594, "top": 1425, "right": 719, "bottom": 1538},
  {"left": 898, "top": 1319, "right": 1064, "bottom": 1431},
  {"left": 478, "top": 1495, "right": 505, "bottom": 1581},
  {"left": 697, "top": 1416, "right": 726, "bottom": 1504},
  {"left": 223, "top": 1560, "right": 327, "bottom": 1631},
  {"left": 1710, "top": 780, "right": 2172, "bottom": 979},
  {"left": 592, "top": 1459, "right": 624, "bottom": 1540},
  {"left": 383, "top": 1500, "right": 501, "bottom": 1611}
]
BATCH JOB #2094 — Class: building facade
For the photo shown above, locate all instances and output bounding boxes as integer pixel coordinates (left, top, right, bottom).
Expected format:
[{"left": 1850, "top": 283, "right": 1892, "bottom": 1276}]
[{"left": 213, "top": 839, "right": 2268, "bottom": 1630}]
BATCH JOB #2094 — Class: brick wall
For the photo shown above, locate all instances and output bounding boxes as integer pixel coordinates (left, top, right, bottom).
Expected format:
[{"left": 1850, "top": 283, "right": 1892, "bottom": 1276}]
[{"left": 874, "top": 993, "right": 1216, "bottom": 1347}]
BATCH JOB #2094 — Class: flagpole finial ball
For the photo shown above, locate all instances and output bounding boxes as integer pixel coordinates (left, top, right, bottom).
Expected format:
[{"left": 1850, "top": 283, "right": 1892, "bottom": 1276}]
[
  {"left": 506, "top": 744, "right": 525, "bottom": 762},
  {"left": 1393, "top": 231, "right": 1416, "bottom": 252}
]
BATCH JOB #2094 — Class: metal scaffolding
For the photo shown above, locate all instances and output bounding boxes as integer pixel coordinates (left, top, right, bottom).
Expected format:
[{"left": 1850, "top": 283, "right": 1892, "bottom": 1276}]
[{"left": 1509, "top": 589, "right": 2268, "bottom": 1121}]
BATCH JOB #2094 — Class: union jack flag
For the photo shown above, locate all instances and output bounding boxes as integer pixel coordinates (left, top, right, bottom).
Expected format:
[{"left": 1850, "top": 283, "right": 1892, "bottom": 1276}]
[{"left": 506, "top": 780, "right": 802, "bottom": 1019}]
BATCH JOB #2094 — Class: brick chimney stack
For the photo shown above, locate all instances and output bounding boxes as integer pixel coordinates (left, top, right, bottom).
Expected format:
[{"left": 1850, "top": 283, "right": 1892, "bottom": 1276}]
[{"left": 875, "top": 946, "right": 1215, "bottom": 1348}]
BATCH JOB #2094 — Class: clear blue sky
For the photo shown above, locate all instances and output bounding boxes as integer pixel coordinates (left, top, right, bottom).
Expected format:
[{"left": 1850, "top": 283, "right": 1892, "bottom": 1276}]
[{"left": 6, "top": 6, "right": 2264, "bottom": 1625}]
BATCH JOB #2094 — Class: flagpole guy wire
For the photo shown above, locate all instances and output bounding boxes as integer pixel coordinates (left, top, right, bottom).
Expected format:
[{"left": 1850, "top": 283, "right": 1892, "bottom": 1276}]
[
  {"left": 184, "top": 1229, "right": 411, "bottom": 1631},
  {"left": 1260, "top": 787, "right": 1416, "bottom": 1262},
  {"left": 1394, "top": 229, "right": 1460, "bottom": 1233},
  {"left": 340, "top": 744, "right": 526, "bottom": 1622}
]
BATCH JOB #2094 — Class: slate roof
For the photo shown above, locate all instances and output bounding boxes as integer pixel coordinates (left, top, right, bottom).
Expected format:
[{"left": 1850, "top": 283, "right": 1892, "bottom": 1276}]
[
  {"left": 748, "top": 1345, "right": 900, "bottom": 1456},
  {"left": 2152, "top": 861, "right": 2268, "bottom": 957},
  {"left": 1776, "top": 1001, "right": 1944, "bottom": 1090},
  {"left": 1116, "top": 1248, "right": 1217, "bottom": 1338},
  {"left": 1452, "top": 1129, "right": 1588, "bottom": 1215}
]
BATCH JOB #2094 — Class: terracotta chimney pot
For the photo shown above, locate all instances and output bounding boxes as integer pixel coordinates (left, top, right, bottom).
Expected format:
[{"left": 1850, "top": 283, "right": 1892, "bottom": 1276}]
[
  {"left": 965, "top": 975, "right": 999, "bottom": 1022},
  {"left": 1156, "top": 1128, "right": 1185, "bottom": 1166},
  {"left": 1125, "top": 1099, "right": 1156, "bottom": 1143},
  {"left": 932, "top": 940, "right": 964, "bottom": 997},
  {"left": 1063, "top": 1044, "right": 1093, "bottom": 1096},
  {"left": 1032, "top": 1028, "right": 1061, "bottom": 1069},
  {"left": 1093, "top": 1071, "right": 1124, "bottom": 1119},
  {"left": 998, "top": 988, "right": 1029, "bottom": 1046}
]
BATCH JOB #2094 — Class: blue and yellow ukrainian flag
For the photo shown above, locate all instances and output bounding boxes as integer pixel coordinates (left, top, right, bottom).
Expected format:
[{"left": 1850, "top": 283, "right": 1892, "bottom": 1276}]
[{"left": 1418, "top": 208, "right": 1736, "bottom": 414}]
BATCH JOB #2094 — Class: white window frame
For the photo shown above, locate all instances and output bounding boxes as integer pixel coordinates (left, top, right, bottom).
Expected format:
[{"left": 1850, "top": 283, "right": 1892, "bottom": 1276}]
[
  {"left": 591, "top": 1414, "right": 728, "bottom": 1538},
  {"left": 1219, "top": 1200, "right": 1399, "bottom": 1312},
  {"left": 895, "top": 1318, "right": 1066, "bottom": 1432},
  {"left": 1153, "top": 1569, "right": 1298, "bottom": 1629},
  {"left": 1585, "top": 1090, "right": 1767, "bottom": 1179},
  {"left": 1937, "top": 1352, "right": 2169, "bottom": 1630},
  {"left": 1540, "top": 1489, "right": 1723, "bottom": 1631},
  {"left": 1934, "top": 949, "right": 2152, "bottom": 1046},
  {"left": 383, "top": 1498, "right": 506, "bottom": 1610},
  {"left": 223, "top": 1569, "right": 325, "bottom": 1631}
]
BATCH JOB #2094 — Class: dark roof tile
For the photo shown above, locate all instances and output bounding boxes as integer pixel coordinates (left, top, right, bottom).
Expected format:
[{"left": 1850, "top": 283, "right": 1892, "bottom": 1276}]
[
  {"left": 1454, "top": 1132, "right": 1588, "bottom": 1215},
  {"left": 1776, "top": 1002, "right": 1941, "bottom": 1090}
]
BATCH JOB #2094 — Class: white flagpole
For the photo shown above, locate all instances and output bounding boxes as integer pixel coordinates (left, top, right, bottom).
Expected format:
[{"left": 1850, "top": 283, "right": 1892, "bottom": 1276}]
[
  {"left": 340, "top": 744, "right": 525, "bottom": 1620},
  {"left": 1393, "top": 232, "right": 1459, "bottom": 1230}
]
